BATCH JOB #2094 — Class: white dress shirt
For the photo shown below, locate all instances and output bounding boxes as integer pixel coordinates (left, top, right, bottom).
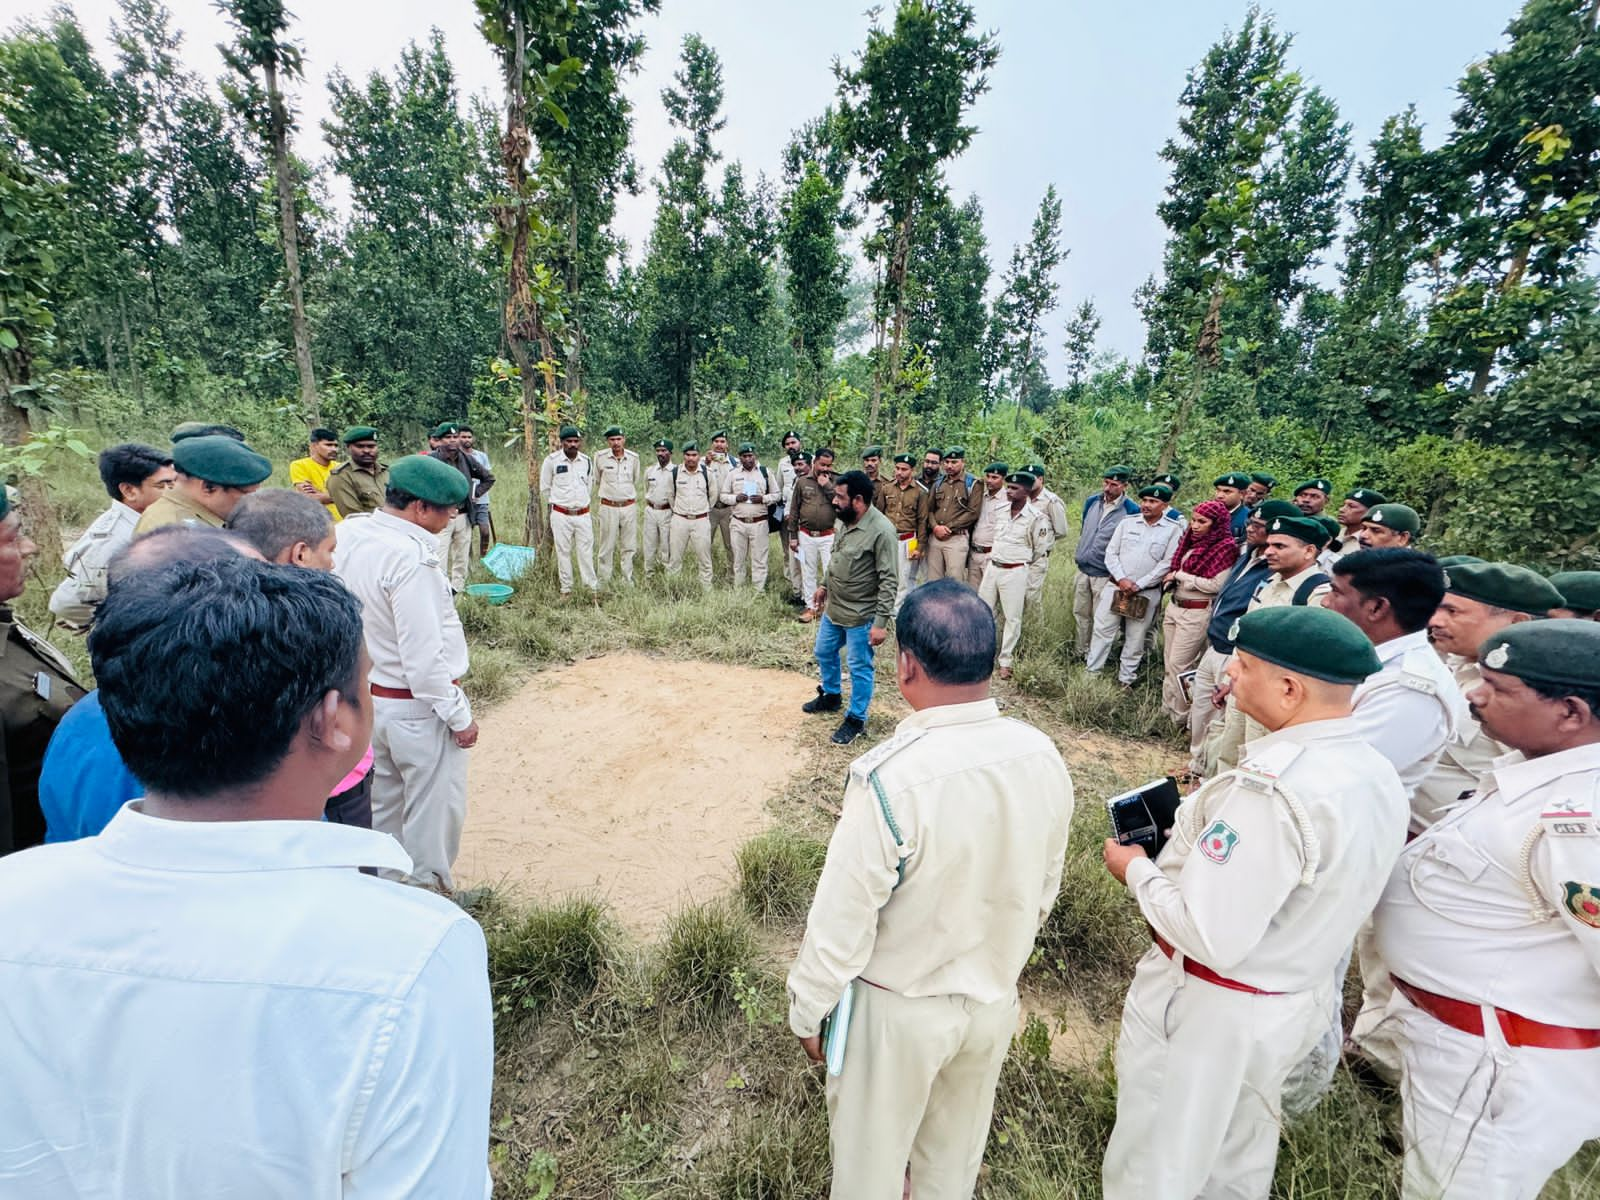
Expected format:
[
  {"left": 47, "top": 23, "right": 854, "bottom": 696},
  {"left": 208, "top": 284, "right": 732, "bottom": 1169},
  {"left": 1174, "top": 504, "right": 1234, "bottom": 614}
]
[
  {"left": 0, "top": 803, "right": 493, "bottom": 1198},
  {"left": 1413, "top": 657, "right": 1507, "bottom": 830},
  {"left": 540, "top": 449, "right": 594, "bottom": 510},
  {"left": 333, "top": 511, "right": 472, "bottom": 731},
  {"left": 1349, "top": 630, "right": 1465, "bottom": 811},
  {"left": 48, "top": 501, "right": 139, "bottom": 625}
]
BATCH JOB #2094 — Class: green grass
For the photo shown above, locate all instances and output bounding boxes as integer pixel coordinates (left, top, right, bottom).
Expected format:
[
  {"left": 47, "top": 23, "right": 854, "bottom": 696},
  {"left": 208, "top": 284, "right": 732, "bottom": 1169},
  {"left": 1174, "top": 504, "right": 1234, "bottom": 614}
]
[
  {"left": 654, "top": 900, "right": 767, "bottom": 1023},
  {"left": 735, "top": 829, "right": 829, "bottom": 927},
  {"left": 481, "top": 894, "right": 620, "bottom": 1028}
]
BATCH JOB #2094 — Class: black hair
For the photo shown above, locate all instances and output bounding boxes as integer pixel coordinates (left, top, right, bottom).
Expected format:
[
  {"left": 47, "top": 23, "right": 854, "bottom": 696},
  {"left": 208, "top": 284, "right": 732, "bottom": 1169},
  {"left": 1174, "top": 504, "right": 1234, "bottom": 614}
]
[
  {"left": 105, "top": 525, "right": 251, "bottom": 587},
  {"left": 226, "top": 489, "right": 334, "bottom": 561},
  {"left": 896, "top": 579, "right": 996, "bottom": 684},
  {"left": 309, "top": 427, "right": 337, "bottom": 443},
  {"left": 89, "top": 557, "right": 365, "bottom": 799},
  {"left": 814, "top": 446, "right": 836, "bottom": 462},
  {"left": 1528, "top": 677, "right": 1600, "bottom": 723},
  {"left": 98, "top": 443, "right": 173, "bottom": 501},
  {"left": 385, "top": 484, "right": 440, "bottom": 511},
  {"left": 834, "top": 469, "right": 876, "bottom": 507},
  {"left": 1332, "top": 548, "right": 1446, "bottom": 634}
]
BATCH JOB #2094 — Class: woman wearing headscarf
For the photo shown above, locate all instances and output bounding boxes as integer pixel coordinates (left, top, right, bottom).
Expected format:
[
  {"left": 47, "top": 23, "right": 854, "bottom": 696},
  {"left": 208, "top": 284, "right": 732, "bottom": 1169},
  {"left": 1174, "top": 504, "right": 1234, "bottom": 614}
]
[{"left": 1158, "top": 499, "right": 1238, "bottom": 725}]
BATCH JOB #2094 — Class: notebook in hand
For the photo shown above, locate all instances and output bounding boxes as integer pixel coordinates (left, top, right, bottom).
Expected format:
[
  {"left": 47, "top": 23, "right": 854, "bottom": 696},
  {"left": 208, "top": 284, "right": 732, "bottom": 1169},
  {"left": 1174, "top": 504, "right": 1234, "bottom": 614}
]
[{"left": 1105, "top": 776, "right": 1183, "bottom": 858}]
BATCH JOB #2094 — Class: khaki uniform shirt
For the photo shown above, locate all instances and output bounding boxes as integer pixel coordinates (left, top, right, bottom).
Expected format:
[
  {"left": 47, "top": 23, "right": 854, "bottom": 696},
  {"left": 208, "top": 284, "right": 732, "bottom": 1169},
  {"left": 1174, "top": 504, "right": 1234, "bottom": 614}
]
[
  {"left": 1376, "top": 742, "right": 1600, "bottom": 1026},
  {"left": 1250, "top": 561, "right": 1331, "bottom": 610},
  {"left": 720, "top": 463, "right": 780, "bottom": 520},
  {"left": 823, "top": 505, "right": 899, "bottom": 630},
  {"left": 705, "top": 454, "right": 733, "bottom": 510},
  {"left": 875, "top": 478, "right": 928, "bottom": 538},
  {"left": 540, "top": 450, "right": 593, "bottom": 511},
  {"left": 778, "top": 457, "right": 800, "bottom": 501},
  {"left": 669, "top": 465, "right": 715, "bottom": 518},
  {"left": 594, "top": 449, "right": 642, "bottom": 503},
  {"left": 1126, "top": 717, "right": 1408, "bottom": 992},
  {"left": 786, "top": 476, "right": 836, "bottom": 538},
  {"left": 787, "top": 698, "right": 1074, "bottom": 1036},
  {"left": 48, "top": 502, "right": 139, "bottom": 627},
  {"left": 1412, "top": 658, "right": 1507, "bottom": 830},
  {"left": 1035, "top": 486, "right": 1070, "bottom": 550},
  {"left": 0, "top": 609, "right": 86, "bottom": 853},
  {"left": 326, "top": 462, "right": 389, "bottom": 518},
  {"left": 133, "top": 489, "right": 224, "bottom": 534},
  {"left": 969, "top": 487, "right": 1007, "bottom": 549},
  {"left": 923, "top": 473, "right": 977, "bottom": 540},
  {"left": 644, "top": 462, "right": 675, "bottom": 509},
  {"left": 990, "top": 501, "right": 1052, "bottom": 566}
]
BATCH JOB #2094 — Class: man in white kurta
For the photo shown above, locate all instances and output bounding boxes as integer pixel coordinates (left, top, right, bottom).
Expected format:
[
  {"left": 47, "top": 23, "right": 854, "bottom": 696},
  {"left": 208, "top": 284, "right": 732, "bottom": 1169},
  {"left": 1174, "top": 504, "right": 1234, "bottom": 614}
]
[
  {"left": 976, "top": 472, "right": 1051, "bottom": 679},
  {"left": 539, "top": 426, "right": 596, "bottom": 596},
  {"left": 1088, "top": 484, "right": 1183, "bottom": 684}
]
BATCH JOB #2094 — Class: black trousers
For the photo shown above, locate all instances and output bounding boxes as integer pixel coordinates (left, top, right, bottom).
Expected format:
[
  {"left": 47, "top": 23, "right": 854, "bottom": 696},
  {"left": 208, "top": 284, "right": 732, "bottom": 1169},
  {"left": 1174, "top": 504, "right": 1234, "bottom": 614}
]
[{"left": 324, "top": 769, "right": 373, "bottom": 829}]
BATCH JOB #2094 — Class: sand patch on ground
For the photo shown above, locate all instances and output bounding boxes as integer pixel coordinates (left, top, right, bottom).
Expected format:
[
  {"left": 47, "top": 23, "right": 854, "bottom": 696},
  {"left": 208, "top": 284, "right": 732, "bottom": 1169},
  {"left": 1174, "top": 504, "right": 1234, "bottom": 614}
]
[{"left": 456, "top": 652, "right": 816, "bottom": 934}]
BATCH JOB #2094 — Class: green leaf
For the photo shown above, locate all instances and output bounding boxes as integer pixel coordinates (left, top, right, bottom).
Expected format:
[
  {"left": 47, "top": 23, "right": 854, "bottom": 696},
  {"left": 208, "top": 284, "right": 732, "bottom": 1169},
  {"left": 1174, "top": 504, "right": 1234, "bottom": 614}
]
[{"left": 0, "top": 329, "right": 16, "bottom": 350}]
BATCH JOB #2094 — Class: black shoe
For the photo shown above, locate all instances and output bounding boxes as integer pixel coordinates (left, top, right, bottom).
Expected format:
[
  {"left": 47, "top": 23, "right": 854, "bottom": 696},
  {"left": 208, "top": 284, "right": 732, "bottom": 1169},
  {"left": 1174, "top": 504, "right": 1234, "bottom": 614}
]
[
  {"left": 803, "top": 688, "right": 843, "bottom": 714},
  {"left": 831, "top": 715, "right": 866, "bottom": 745}
]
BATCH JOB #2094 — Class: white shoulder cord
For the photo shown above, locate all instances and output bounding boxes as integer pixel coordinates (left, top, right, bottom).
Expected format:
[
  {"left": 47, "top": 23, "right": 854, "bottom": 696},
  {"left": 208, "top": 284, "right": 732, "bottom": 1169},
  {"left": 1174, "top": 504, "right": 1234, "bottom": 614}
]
[
  {"left": 1518, "top": 824, "right": 1558, "bottom": 921},
  {"left": 1181, "top": 771, "right": 1321, "bottom": 886}
]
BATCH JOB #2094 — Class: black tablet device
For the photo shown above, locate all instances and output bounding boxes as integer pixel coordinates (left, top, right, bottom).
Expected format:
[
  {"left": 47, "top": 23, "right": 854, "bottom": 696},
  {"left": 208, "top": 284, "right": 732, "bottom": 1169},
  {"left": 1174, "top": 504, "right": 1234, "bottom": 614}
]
[{"left": 1105, "top": 777, "right": 1183, "bottom": 858}]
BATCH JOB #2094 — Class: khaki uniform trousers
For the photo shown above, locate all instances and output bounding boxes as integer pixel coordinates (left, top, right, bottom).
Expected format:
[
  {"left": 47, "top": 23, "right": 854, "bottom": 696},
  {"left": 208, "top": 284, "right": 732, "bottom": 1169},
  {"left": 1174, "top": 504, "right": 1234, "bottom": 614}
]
[
  {"left": 1161, "top": 602, "right": 1213, "bottom": 724},
  {"left": 924, "top": 531, "right": 969, "bottom": 582},
  {"left": 729, "top": 516, "right": 771, "bottom": 588},
  {"left": 1103, "top": 947, "right": 1325, "bottom": 1200},
  {"left": 710, "top": 504, "right": 733, "bottom": 569},
  {"left": 1025, "top": 551, "right": 1051, "bottom": 606},
  {"left": 1072, "top": 573, "right": 1110, "bottom": 655},
  {"left": 551, "top": 508, "right": 597, "bottom": 593},
  {"left": 1204, "top": 693, "right": 1265, "bottom": 777},
  {"left": 966, "top": 544, "right": 992, "bottom": 590},
  {"left": 798, "top": 530, "right": 834, "bottom": 612},
  {"left": 1087, "top": 586, "right": 1161, "bottom": 684},
  {"left": 643, "top": 505, "right": 672, "bottom": 572},
  {"left": 596, "top": 500, "right": 638, "bottom": 584},
  {"left": 668, "top": 514, "right": 713, "bottom": 586},
  {"left": 978, "top": 561, "right": 1029, "bottom": 669},
  {"left": 370, "top": 696, "right": 467, "bottom": 891},
  {"left": 1187, "top": 646, "right": 1229, "bottom": 773},
  {"left": 826, "top": 983, "right": 1018, "bottom": 1200},
  {"left": 435, "top": 512, "right": 472, "bottom": 592}
]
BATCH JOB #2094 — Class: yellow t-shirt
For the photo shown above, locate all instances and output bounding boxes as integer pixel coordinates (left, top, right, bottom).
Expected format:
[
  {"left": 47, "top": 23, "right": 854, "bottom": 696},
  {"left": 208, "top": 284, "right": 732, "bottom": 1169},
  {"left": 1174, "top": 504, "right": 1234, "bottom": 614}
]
[{"left": 289, "top": 457, "right": 342, "bottom": 522}]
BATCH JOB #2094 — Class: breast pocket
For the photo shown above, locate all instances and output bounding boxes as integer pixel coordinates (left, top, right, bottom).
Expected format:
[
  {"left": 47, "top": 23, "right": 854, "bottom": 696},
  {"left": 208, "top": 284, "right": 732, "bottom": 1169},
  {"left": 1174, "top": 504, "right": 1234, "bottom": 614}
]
[{"left": 1408, "top": 829, "right": 1530, "bottom": 929}]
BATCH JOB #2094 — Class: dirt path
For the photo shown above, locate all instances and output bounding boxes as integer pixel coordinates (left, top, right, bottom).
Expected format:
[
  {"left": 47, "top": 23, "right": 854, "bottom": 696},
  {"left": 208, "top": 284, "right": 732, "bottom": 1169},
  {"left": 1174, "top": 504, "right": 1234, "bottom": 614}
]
[{"left": 455, "top": 652, "right": 816, "bottom": 934}]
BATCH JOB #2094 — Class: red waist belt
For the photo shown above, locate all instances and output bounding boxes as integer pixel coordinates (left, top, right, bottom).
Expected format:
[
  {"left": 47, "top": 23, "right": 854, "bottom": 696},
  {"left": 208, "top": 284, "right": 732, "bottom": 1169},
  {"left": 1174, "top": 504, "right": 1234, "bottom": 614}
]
[
  {"left": 1393, "top": 976, "right": 1600, "bottom": 1050},
  {"left": 1176, "top": 598, "right": 1210, "bottom": 609},
  {"left": 898, "top": 531, "right": 916, "bottom": 541},
  {"left": 971, "top": 544, "right": 993, "bottom": 554},
  {"left": 372, "top": 680, "right": 459, "bottom": 700},
  {"left": 600, "top": 498, "right": 634, "bottom": 508},
  {"left": 1155, "top": 934, "right": 1281, "bottom": 996},
  {"left": 552, "top": 504, "right": 589, "bottom": 516},
  {"left": 736, "top": 514, "right": 769, "bottom": 524},
  {"left": 995, "top": 561, "right": 1026, "bottom": 570},
  {"left": 649, "top": 502, "right": 672, "bottom": 511}
]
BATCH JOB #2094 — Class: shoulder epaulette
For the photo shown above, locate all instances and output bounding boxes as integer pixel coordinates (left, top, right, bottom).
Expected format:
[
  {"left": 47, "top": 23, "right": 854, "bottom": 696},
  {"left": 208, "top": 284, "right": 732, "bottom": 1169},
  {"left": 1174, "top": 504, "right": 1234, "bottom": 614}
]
[
  {"left": 847, "top": 726, "right": 928, "bottom": 785},
  {"left": 1237, "top": 740, "right": 1304, "bottom": 791}
]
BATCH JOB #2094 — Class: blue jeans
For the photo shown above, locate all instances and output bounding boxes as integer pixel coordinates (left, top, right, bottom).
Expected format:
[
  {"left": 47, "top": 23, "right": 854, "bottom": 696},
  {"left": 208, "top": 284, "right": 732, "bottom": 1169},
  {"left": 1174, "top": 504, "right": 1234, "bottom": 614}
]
[{"left": 814, "top": 614, "right": 875, "bottom": 720}]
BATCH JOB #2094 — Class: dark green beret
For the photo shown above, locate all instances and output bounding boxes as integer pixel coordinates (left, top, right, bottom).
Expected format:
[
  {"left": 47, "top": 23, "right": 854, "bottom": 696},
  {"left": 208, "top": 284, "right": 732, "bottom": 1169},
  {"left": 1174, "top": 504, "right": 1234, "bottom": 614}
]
[
  {"left": 653, "top": 438, "right": 672, "bottom": 451},
  {"left": 1153, "top": 473, "right": 1181, "bottom": 490},
  {"left": 1365, "top": 503, "right": 1420, "bottom": 534},
  {"left": 1294, "top": 478, "right": 1333, "bottom": 496},
  {"left": 1231, "top": 605, "right": 1382, "bottom": 685},
  {"left": 1443, "top": 561, "right": 1565, "bottom": 615},
  {"left": 1141, "top": 483, "right": 1175, "bottom": 501},
  {"left": 984, "top": 461, "right": 1008, "bottom": 475},
  {"left": 558, "top": 424, "right": 581, "bottom": 440},
  {"left": 1250, "top": 472, "right": 1277, "bottom": 487},
  {"left": 1549, "top": 571, "right": 1600, "bottom": 613},
  {"left": 1265, "top": 513, "right": 1331, "bottom": 548},
  {"left": 782, "top": 429, "right": 802, "bottom": 441},
  {"left": 342, "top": 425, "right": 379, "bottom": 444},
  {"left": 738, "top": 441, "right": 757, "bottom": 454},
  {"left": 710, "top": 429, "right": 728, "bottom": 440},
  {"left": 170, "top": 421, "right": 212, "bottom": 442},
  {"left": 171, "top": 422, "right": 244, "bottom": 443},
  {"left": 603, "top": 425, "right": 623, "bottom": 438},
  {"left": 1005, "top": 471, "right": 1036, "bottom": 487},
  {"left": 1315, "top": 515, "right": 1342, "bottom": 539},
  {"left": 1104, "top": 465, "right": 1133, "bottom": 481},
  {"left": 1026, "top": 463, "right": 1047, "bottom": 479},
  {"left": 1436, "top": 555, "right": 1484, "bottom": 568},
  {"left": 171, "top": 435, "right": 272, "bottom": 487},
  {"left": 1213, "top": 472, "right": 1251, "bottom": 489},
  {"left": 1255, "top": 499, "right": 1300, "bottom": 522},
  {"left": 796, "top": 450, "right": 811, "bottom": 464},
  {"left": 390, "top": 454, "right": 470, "bottom": 507},
  {"left": 943, "top": 446, "right": 967, "bottom": 460},
  {"left": 683, "top": 441, "right": 699, "bottom": 452},
  {"left": 1345, "top": 488, "right": 1387, "bottom": 507},
  {"left": 431, "top": 421, "right": 460, "bottom": 438},
  {"left": 862, "top": 445, "right": 884, "bottom": 459},
  {"left": 1479, "top": 618, "right": 1600, "bottom": 689},
  {"left": 925, "top": 447, "right": 943, "bottom": 458},
  {"left": 893, "top": 453, "right": 915, "bottom": 466}
]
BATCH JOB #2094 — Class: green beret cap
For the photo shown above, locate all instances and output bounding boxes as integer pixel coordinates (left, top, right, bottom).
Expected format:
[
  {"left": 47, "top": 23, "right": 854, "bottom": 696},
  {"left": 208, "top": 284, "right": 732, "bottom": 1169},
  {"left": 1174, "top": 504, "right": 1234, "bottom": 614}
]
[
  {"left": 862, "top": 445, "right": 884, "bottom": 459},
  {"left": 738, "top": 441, "right": 757, "bottom": 454},
  {"left": 171, "top": 435, "right": 272, "bottom": 487},
  {"left": 1436, "top": 555, "right": 1484, "bottom": 568},
  {"left": 1345, "top": 488, "right": 1387, "bottom": 507},
  {"left": 431, "top": 421, "right": 460, "bottom": 438},
  {"left": 943, "top": 446, "right": 967, "bottom": 460},
  {"left": 390, "top": 454, "right": 470, "bottom": 507},
  {"left": 1104, "top": 465, "right": 1133, "bottom": 481},
  {"left": 1005, "top": 471, "right": 1036, "bottom": 487},
  {"left": 984, "top": 461, "right": 1008, "bottom": 475},
  {"left": 1315, "top": 515, "right": 1342, "bottom": 538},
  {"left": 1153, "top": 473, "right": 1181, "bottom": 490},
  {"left": 1265, "top": 513, "right": 1331, "bottom": 548},
  {"left": 602, "top": 425, "right": 623, "bottom": 438},
  {"left": 1549, "top": 571, "right": 1600, "bottom": 613},
  {"left": 1294, "top": 478, "right": 1333, "bottom": 496},
  {"left": 796, "top": 450, "right": 811, "bottom": 464},
  {"left": 1141, "top": 483, "right": 1175, "bottom": 501},
  {"left": 1443, "top": 561, "right": 1565, "bottom": 615},
  {"left": 893, "top": 453, "right": 915, "bottom": 466},
  {"left": 1479, "top": 618, "right": 1600, "bottom": 689},
  {"left": 710, "top": 429, "right": 728, "bottom": 440},
  {"left": 1365, "top": 503, "right": 1420, "bottom": 534},
  {"left": 558, "top": 424, "right": 581, "bottom": 440},
  {"left": 782, "top": 429, "right": 802, "bottom": 441},
  {"left": 170, "top": 421, "right": 211, "bottom": 442},
  {"left": 1213, "top": 472, "right": 1251, "bottom": 489},
  {"left": 1232, "top": 606, "right": 1382, "bottom": 684},
  {"left": 925, "top": 447, "right": 943, "bottom": 458},
  {"left": 683, "top": 441, "right": 699, "bottom": 452},
  {"left": 653, "top": 438, "right": 672, "bottom": 451},
  {"left": 1250, "top": 472, "right": 1277, "bottom": 487},
  {"left": 1255, "top": 499, "right": 1300, "bottom": 522},
  {"left": 342, "top": 425, "right": 378, "bottom": 444},
  {"left": 1026, "top": 463, "right": 1047, "bottom": 479}
]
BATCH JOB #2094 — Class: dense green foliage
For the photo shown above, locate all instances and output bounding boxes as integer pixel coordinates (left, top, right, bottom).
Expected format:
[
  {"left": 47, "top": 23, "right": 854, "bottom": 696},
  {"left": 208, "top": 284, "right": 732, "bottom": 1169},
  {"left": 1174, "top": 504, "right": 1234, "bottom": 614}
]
[{"left": 3, "top": 0, "right": 1599, "bottom": 565}]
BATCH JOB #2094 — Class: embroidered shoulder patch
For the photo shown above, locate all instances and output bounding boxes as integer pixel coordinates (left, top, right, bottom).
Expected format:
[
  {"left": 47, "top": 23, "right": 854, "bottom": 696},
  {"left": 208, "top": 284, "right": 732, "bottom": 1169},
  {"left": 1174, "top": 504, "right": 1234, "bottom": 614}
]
[
  {"left": 1199, "top": 820, "right": 1240, "bottom": 864},
  {"left": 1563, "top": 881, "right": 1600, "bottom": 928}
]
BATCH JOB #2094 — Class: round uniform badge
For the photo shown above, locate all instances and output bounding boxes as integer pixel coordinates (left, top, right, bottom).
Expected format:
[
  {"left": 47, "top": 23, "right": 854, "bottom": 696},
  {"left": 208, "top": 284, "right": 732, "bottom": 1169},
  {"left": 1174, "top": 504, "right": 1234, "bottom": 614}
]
[{"left": 1484, "top": 644, "right": 1510, "bottom": 670}]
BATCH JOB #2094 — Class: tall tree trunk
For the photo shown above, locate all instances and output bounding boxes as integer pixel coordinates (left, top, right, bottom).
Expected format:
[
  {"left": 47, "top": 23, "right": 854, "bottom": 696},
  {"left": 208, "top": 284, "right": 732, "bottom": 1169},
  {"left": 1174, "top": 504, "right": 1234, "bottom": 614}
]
[
  {"left": 1466, "top": 242, "right": 1532, "bottom": 400},
  {"left": 884, "top": 204, "right": 914, "bottom": 444},
  {"left": 119, "top": 294, "right": 143, "bottom": 404},
  {"left": 564, "top": 194, "right": 584, "bottom": 407},
  {"left": 1157, "top": 286, "right": 1223, "bottom": 471},
  {"left": 867, "top": 261, "right": 886, "bottom": 437},
  {"left": 264, "top": 58, "right": 319, "bottom": 424}
]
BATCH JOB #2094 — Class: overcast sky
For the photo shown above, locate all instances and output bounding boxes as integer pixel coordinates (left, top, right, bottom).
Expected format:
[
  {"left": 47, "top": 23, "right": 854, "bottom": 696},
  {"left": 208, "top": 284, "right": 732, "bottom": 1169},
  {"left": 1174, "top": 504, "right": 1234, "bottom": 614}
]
[{"left": 13, "top": 0, "right": 1521, "bottom": 365}]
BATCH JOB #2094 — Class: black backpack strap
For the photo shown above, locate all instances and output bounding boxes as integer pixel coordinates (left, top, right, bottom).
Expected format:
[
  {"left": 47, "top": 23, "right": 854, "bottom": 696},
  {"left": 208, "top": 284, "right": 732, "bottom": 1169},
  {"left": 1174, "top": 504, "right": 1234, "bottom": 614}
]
[{"left": 1292, "top": 573, "right": 1330, "bottom": 606}]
